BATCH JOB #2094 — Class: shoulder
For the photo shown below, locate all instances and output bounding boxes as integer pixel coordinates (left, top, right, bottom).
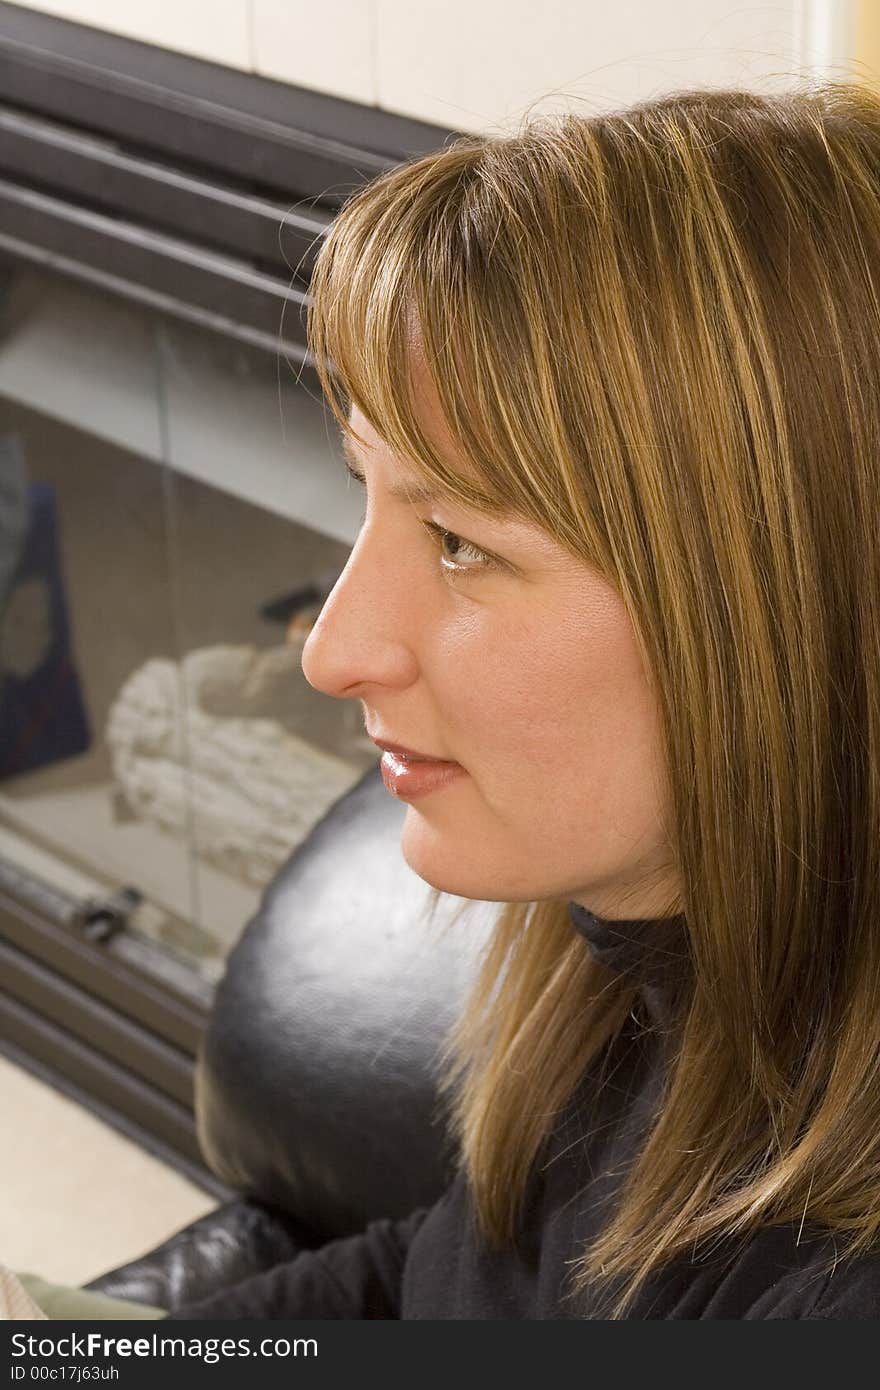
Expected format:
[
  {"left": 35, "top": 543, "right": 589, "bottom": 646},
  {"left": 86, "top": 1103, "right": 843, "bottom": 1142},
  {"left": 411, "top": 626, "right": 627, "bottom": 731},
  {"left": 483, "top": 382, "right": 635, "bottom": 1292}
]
[
  {"left": 750, "top": 1235, "right": 880, "bottom": 1320},
  {"left": 801, "top": 1247, "right": 880, "bottom": 1320}
]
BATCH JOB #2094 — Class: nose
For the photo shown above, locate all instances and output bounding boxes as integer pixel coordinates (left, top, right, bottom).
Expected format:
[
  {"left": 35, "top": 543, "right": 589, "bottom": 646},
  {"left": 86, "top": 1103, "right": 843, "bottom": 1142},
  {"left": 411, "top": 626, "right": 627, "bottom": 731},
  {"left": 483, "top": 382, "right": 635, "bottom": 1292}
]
[{"left": 300, "top": 528, "right": 420, "bottom": 699}]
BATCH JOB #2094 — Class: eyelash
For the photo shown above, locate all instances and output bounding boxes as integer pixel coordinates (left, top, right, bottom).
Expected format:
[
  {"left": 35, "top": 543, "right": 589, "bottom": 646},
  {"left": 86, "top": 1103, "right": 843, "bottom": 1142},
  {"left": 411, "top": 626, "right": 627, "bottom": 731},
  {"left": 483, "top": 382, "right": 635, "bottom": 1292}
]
[{"left": 420, "top": 520, "right": 498, "bottom": 576}]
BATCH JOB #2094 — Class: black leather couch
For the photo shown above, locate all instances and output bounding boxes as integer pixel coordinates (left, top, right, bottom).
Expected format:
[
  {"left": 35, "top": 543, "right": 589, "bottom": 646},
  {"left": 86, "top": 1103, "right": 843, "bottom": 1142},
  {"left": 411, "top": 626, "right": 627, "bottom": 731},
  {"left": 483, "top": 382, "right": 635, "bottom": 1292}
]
[{"left": 82, "top": 762, "right": 494, "bottom": 1313}]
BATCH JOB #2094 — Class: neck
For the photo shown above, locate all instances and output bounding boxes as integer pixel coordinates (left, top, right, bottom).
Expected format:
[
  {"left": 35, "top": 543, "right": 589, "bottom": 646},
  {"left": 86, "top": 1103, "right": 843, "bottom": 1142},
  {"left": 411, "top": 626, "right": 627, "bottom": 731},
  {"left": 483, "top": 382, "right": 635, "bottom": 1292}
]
[{"left": 567, "top": 900, "right": 692, "bottom": 1032}]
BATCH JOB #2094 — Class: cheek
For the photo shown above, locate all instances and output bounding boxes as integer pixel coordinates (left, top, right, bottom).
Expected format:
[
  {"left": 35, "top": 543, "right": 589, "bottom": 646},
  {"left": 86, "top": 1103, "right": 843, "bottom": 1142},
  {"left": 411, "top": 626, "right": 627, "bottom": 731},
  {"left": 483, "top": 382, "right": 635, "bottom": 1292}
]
[{"left": 434, "top": 617, "right": 662, "bottom": 807}]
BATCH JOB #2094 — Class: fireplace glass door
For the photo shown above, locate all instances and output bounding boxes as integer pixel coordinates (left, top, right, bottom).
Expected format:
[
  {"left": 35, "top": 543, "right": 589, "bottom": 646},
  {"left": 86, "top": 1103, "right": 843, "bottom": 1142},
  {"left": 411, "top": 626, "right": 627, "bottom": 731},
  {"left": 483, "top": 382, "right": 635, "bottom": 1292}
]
[{"left": 0, "top": 262, "right": 376, "bottom": 998}]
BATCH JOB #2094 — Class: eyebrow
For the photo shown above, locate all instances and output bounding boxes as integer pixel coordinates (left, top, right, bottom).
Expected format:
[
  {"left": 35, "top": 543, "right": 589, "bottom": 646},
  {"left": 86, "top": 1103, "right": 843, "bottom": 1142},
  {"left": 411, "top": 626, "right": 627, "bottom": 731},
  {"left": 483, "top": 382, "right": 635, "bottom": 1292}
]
[{"left": 340, "top": 432, "right": 446, "bottom": 505}]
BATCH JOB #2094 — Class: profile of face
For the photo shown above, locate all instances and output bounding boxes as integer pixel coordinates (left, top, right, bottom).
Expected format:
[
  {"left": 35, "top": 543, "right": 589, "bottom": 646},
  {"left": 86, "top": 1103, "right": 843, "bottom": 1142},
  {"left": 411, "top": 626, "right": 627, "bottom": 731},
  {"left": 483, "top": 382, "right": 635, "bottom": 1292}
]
[{"left": 301, "top": 365, "right": 680, "bottom": 919}]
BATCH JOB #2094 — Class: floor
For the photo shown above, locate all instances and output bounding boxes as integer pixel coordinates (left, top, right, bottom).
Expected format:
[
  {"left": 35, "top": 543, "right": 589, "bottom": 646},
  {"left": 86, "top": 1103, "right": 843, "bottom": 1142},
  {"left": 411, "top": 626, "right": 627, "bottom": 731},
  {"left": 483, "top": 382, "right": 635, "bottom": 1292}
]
[{"left": 0, "top": 1053, "right": 218, "bottom": 1288}]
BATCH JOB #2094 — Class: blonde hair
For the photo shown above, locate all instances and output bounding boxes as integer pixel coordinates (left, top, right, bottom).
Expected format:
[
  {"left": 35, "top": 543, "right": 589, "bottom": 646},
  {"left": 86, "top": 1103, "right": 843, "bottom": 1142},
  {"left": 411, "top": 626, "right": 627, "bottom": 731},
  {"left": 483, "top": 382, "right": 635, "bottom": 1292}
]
[{"left": 306, "top": 80, "right": 880, "bottom": 1317}]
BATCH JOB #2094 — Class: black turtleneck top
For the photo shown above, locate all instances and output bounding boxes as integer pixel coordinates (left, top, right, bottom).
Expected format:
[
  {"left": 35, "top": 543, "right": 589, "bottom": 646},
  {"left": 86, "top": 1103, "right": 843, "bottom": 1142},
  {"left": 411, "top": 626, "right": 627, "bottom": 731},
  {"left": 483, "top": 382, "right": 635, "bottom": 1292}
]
[{"left": 168, "top": 902, "right": 879, "bottom": 1320}]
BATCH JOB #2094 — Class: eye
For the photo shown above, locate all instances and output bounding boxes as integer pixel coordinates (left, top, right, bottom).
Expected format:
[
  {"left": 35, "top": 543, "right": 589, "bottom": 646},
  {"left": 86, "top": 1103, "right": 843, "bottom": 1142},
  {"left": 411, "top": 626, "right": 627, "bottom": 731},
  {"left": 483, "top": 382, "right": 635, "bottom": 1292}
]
[
  {"left": 421, "top": 520, "right": 499, "bottom": 576},
  {"left": 342, "top": 459, "right": 500, "bottom": 577}
]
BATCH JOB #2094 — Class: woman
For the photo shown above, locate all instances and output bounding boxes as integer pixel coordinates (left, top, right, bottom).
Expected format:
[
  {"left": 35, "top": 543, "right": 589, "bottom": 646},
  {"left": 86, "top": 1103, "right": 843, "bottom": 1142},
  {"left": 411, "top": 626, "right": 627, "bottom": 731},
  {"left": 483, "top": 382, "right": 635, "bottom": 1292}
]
[
  {"left": 32, "top": 78, "right": 880, "bottom": 1320},
  {"left": 165, "top": 78, "right": 880, "bottom": 1321}
]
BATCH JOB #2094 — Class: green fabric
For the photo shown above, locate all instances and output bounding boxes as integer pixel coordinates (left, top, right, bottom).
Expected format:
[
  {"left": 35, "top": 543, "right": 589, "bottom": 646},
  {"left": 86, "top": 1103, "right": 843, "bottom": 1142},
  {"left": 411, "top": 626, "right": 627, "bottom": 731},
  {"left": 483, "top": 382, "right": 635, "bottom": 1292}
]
[{"left": 16, "top": 1271, "right": 167, "bottom": 1320}]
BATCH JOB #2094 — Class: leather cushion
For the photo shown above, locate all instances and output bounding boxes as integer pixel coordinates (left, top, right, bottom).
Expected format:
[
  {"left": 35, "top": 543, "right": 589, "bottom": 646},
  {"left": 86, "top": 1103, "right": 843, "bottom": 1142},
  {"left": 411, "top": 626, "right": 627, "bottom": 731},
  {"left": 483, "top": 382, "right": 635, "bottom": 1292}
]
[
  {"left": 194, "top": 762, "right": 493, "bottom": 1238},
  {"left": 83, "top": 1197, "right": 316, "bottom": 1310}
]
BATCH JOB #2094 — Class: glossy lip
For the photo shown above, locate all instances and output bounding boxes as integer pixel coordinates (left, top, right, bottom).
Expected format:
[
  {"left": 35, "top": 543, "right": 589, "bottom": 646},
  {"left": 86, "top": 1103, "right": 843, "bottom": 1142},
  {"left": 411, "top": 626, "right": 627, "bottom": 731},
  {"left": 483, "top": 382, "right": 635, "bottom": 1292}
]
[
  {"left": 368, "top": 732, "right": 466, "bottom": 800},
  {"left": 369, "top": 734, "right": 459, "bottom": 765},
  {"left": 379, "top": 748, "right": 467, "bottom": 800}
]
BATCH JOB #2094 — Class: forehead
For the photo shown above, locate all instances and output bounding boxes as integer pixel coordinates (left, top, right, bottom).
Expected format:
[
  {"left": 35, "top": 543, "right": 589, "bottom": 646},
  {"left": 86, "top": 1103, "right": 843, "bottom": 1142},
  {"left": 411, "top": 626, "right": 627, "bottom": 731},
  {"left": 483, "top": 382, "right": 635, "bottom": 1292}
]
[
  {"left": 340, "top": 425, "right": 449, "bottom": 506},
  {"left": 346, "top": 411, "right": 593, "bottom": 577},
  {"left": 345, "top": 400, "right": 513, "bottom": 513}
]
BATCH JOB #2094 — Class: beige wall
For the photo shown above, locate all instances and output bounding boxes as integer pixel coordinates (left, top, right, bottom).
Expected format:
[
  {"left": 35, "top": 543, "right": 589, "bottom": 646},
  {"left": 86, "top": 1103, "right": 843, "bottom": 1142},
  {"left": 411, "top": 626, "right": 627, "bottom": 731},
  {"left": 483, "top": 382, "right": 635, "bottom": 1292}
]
[
  {"left": 2, "top": 1, "right": 861, "bottom": 132},
  {"left": 854, "top": 0, "right": 880, "bottom": 85},
  {"left": 3, "top": 0, "right": 253, "bottom": 71}
]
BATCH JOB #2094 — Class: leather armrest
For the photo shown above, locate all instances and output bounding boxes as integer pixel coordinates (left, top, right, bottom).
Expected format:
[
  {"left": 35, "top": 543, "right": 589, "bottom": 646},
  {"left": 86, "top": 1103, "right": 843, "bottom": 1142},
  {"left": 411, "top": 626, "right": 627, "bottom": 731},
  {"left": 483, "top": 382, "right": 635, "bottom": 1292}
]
[{"left": 82, "top": 1197, "right": 322, "bottom": 1312}]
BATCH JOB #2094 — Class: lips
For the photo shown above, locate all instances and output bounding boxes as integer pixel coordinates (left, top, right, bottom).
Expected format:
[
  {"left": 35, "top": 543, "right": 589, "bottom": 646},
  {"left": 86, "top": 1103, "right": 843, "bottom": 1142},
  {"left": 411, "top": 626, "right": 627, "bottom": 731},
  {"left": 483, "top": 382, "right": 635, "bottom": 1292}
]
[
  {"left": 367, "top": 730, "right": 466, "bottom": 800},
  {"left": 369, "top": 736, "right": 458, "bottom": 765},
  {"left": 377, "top": 747, "right": 467, "bottom": 800}
]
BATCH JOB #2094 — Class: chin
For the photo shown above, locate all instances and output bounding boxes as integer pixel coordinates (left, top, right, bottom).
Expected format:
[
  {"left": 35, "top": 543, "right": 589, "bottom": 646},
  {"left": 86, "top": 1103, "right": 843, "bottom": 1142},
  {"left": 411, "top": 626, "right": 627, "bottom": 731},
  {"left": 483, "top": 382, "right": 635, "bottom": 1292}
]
[
  {"left": 398, "top": 815, "right": 486, "bottom": 899},
  {"left": 398, "top": 815, "right": 538, "bottom": 903}
]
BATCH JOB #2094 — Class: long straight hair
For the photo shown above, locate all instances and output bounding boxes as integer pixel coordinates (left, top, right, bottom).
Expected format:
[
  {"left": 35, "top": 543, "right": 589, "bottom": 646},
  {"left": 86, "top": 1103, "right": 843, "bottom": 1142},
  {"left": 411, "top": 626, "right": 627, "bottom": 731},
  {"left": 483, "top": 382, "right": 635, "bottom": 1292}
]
[{"left": 305, "top": 81, "right": 880, "bottom": 1317}]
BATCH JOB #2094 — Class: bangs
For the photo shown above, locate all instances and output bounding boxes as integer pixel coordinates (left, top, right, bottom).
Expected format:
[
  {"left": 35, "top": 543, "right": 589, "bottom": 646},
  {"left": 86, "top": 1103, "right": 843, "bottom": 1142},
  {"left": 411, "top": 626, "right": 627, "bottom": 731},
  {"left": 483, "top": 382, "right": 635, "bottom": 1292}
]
[{"left": 305, "top": 137, "right": 580, "bottom": 531}]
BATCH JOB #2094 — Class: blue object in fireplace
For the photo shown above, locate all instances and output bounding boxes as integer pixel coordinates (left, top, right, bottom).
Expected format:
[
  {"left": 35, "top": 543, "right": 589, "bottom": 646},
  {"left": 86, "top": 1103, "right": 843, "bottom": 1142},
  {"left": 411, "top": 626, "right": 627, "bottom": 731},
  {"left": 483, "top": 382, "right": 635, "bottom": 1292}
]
[{"left": 0, "top": 456, "right": 91, "bottom": 780}]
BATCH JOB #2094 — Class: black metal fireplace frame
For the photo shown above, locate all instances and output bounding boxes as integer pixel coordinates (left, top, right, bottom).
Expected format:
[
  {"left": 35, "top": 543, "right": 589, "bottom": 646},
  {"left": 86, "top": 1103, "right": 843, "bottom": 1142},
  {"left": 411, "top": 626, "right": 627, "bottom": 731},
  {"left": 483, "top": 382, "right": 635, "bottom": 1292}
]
[
  {"left": 0, "top": 1, "right": 458, "bottom": 1193},
  {"left": 0, "top": 1, "right": 458, "bottom": 358}
]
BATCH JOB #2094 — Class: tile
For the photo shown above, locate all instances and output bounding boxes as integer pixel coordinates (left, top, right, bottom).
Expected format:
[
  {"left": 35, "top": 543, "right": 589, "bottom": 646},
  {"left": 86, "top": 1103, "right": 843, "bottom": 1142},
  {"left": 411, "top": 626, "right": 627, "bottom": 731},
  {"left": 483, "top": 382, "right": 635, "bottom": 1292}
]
[
  {"left": 0, "top": 1054, "right": 217, "bottom": 1287},
  {"left": 252, "top": 0, "right": 375, "bottom": 104},
  {"left": 375, "top": 0, "right": 800, "bottom": 134},
  {"left": 2, "top": 0, "right": 251, "bottom": 71}
]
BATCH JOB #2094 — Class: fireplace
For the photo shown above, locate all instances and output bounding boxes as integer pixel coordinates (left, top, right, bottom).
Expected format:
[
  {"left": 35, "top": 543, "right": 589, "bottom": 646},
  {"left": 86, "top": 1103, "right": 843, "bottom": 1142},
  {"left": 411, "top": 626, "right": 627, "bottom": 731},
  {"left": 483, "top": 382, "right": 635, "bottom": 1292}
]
[{"left": 0, "top": 1, "right": 455, "bottom": 1189}]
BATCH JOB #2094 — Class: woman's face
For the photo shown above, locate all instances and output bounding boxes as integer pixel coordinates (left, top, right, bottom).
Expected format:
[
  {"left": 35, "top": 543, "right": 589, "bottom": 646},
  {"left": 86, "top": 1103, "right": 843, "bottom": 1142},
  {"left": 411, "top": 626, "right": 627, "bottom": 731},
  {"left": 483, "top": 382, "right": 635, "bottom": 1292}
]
[{"left": 301, "top": 392, "right": 679, "bottom": 918}]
